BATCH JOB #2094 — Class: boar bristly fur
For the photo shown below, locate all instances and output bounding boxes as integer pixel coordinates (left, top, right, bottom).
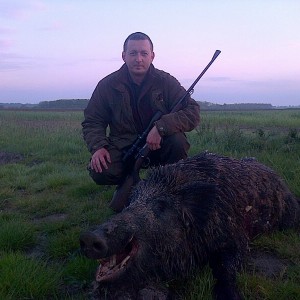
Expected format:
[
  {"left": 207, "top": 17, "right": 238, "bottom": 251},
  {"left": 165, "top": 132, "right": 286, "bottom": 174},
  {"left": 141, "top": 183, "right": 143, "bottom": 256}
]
[{"left": 80, "top": 152, "right": 299, "bottom": 299}]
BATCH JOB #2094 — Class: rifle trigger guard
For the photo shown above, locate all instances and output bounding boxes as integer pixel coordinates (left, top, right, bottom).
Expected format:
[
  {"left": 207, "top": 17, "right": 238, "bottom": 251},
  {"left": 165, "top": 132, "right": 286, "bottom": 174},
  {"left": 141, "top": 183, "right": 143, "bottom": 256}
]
[
  {"left": 141, "top": 157, "right": 151, "bottom": 169},
  {"left": 189, "top": 89, "right": 194, "bottom": 95}
]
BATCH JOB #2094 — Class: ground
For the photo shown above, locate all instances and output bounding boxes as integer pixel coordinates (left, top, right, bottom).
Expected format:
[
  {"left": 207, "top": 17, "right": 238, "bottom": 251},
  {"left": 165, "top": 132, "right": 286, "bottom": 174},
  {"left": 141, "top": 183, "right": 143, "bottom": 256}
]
[
  {"left": 0, "top": 151, "right": 24, "bottom": 165},
  {"left": 247, "top": 250, "right": 288, "bottom": 278}
]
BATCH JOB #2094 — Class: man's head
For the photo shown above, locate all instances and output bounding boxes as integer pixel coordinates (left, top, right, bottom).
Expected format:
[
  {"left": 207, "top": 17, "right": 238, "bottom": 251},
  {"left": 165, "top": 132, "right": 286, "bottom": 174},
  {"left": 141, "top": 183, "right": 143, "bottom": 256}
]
[
  {"left": 122, "top": 32, "right": 155, "bottom": 82},
  {"left": 123, "top": 32, "right": 154, "bottom": 52}
]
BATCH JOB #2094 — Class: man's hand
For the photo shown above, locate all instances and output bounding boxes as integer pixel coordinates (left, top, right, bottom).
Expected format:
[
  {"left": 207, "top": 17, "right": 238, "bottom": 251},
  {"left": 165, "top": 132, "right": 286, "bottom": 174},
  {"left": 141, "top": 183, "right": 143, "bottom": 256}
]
[
  {"left": 90, "top": 148, "right": 111, "bottom": 173},
  {"left": 146, "top": 126, "right": 162, "bottom": 151}
]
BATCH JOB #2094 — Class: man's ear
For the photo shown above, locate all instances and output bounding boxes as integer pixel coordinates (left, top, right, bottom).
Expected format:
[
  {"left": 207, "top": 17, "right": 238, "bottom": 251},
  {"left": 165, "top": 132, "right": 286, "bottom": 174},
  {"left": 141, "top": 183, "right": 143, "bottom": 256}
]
[
  {"left": 122, "top": 51, "right": 126, "bottom": 62},
  {"left": 151, "top": 51, "right": 155, "bottom": 61}
]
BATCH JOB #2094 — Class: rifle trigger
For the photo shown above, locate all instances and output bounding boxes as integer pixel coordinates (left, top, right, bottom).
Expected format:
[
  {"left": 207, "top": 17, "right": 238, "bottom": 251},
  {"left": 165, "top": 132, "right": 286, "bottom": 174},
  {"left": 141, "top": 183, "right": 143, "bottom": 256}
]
[{"left": 141, "top": 157, "right": 151, "bottom": 169}]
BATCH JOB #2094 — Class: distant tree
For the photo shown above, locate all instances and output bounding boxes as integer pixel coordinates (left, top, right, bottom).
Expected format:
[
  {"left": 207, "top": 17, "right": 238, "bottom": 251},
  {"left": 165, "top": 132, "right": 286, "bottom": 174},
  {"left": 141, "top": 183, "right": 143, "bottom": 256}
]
[
  {"left": 198, "top": 101, "right": 274, "bottom": 111},
  {"left": 38, "top": 99, "right": 89, "bottom": 110}
]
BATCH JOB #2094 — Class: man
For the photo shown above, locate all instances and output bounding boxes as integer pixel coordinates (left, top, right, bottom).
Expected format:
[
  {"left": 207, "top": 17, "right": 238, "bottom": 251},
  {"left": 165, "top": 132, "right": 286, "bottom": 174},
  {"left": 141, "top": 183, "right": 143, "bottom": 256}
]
[{"left": 82, "top": 32, "right": 200, "bottom": 209}]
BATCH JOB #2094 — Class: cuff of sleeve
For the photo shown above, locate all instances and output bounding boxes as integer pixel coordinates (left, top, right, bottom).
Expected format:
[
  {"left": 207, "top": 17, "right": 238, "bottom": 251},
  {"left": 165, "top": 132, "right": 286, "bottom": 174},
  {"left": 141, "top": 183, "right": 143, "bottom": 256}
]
[
  {"left": 90, "top": 142, "right": 109, "bottom": 154},
  {"left": 155, "top": 120, "right": 166, "bottom": 137}
]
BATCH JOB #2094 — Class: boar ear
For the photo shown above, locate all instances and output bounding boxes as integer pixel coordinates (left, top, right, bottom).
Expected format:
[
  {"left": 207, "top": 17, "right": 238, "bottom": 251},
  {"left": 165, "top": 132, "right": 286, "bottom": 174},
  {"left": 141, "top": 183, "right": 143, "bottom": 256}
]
[{"left": 177, "top": 182, "right": 217, "bottom": 229}]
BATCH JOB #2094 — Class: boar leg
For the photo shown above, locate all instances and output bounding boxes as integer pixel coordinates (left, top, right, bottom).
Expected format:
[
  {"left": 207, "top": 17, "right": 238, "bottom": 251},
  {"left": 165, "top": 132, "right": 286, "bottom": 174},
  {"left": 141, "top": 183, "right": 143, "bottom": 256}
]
[{"left": 209, "top": 248, "right": 243, "bottom": 300}]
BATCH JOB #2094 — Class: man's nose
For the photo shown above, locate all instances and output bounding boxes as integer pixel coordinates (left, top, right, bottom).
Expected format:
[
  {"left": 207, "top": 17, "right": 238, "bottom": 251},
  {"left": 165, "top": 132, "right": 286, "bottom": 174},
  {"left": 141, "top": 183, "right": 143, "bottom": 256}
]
[{"left": 135, "top": 53, "right": 143, "bottom": 62}]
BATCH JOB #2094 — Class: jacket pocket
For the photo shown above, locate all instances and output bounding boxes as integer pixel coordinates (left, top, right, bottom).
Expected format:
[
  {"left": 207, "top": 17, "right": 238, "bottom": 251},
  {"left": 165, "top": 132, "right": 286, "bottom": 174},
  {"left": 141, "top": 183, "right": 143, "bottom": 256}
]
[{"left": 151, "top": 89, "right": 169, "bottom": 113}]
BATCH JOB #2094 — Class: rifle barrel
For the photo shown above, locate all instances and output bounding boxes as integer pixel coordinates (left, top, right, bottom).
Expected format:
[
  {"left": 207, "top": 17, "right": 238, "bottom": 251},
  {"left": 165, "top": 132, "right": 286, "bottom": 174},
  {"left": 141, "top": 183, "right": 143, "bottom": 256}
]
[{"left": 184, "top": 50, "right": 221, "bottom": 97}]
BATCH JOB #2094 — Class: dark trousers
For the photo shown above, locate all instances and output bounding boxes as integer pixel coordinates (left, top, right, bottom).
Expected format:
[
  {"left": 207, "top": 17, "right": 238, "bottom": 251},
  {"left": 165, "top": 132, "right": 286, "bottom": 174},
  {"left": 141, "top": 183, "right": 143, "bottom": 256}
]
[{"left": 88, "top": 132, "right": 190, "bottom": 185}]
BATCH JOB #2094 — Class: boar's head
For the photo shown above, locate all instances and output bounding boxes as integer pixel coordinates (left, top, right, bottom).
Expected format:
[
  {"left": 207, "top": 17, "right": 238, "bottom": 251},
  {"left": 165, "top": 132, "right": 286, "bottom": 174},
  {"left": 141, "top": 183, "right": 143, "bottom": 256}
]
[{"left": 80, "top": 167, "right": 217, "bottom": 284}]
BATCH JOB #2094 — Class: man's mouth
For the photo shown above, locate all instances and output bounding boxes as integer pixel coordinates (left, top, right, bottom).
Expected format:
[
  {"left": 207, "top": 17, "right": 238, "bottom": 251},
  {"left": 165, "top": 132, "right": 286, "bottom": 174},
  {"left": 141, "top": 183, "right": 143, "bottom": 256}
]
[{"left": 134, "top": 65, "right": 144, "bottom": 69}]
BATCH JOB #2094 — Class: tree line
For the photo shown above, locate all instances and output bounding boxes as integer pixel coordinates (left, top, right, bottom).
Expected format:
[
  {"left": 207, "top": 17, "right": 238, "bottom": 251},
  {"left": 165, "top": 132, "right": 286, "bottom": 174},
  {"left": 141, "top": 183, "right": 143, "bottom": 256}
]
[{"left": 1, "top": 99, "right": 298, "bottom": 110}]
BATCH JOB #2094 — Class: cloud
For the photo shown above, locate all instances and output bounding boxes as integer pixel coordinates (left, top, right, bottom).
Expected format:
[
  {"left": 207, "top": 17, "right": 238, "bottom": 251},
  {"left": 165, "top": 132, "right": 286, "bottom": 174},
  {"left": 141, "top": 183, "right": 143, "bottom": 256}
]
[
  {"left": 204, "top": 76, "right": 235, "bottom": 82},
  {"left": 0, "top": 52, "right": 113, "bottom": 72},
  {"left": 0, "top": 39, "right": 14, "bottom": 49},
  {"left": 0, "top": 52, "right": 38, "bottom": 71},
  {"left": 39, "top": 20, "right": 63, "bottom": 31},
  {"left": 0, "top": 0, "right": 47, "bottom": 20},
  {"left": 0, "top": 27, "right": 14, "bottom": 34},
  {"left": 102, "top": 57, "right": 122, "bottom": 62},
  {"left": 0, "top": 25, "right": 15, "bottom": 51}
]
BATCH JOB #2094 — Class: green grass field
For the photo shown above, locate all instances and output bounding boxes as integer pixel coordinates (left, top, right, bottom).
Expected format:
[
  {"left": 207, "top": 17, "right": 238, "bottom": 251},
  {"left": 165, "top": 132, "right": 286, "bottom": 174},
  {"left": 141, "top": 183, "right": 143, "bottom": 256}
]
[{"left": 0, "top": 109, "right": 299, "bottom": 299}]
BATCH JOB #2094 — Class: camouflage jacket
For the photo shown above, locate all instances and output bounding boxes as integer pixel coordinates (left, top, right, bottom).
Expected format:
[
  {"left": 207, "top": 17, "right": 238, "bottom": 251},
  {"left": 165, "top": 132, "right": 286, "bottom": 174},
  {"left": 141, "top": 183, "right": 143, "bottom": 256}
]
[{"left": 82, "top": 64, "right": 200, "bottom": 154}]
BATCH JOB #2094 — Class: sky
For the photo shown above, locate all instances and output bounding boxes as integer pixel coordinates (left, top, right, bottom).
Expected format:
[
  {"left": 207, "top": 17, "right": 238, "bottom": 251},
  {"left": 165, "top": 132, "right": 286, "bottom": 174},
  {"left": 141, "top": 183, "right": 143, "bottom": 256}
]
[{"left": 0, "top": 0, "right": 299, "bottom": 106}]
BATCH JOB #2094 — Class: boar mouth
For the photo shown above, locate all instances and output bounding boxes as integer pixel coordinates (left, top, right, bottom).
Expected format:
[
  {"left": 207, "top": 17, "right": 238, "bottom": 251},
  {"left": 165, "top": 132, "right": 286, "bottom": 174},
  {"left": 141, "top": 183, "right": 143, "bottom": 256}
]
[{"left": 96, "top": 236, "right": 138, "bottom": 282}]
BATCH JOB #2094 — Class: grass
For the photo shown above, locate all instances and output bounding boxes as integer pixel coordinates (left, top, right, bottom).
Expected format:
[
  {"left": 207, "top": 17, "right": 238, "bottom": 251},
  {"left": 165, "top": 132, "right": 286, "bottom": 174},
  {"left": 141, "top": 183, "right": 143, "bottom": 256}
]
[
  {"left": 0, "top": 216, "right": 36, "bottom": 251},
  {"left": 0, "top": 251, "right": 62, "bottom": 299},
  {"left": 253, "top": 230, "right": 300, "bottom": 264},
  {"left": 0, "top": 109, "right": 299, "bottom": 299}
]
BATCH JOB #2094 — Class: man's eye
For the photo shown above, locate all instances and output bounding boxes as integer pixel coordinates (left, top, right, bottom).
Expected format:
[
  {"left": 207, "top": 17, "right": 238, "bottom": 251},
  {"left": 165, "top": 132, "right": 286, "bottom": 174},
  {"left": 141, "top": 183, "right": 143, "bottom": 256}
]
[
  {"left": 141, "top": 52, "right": 148, "bottom": 56},
  {"left": 130, "top": 52, "right": 137, "bottom": 56}
]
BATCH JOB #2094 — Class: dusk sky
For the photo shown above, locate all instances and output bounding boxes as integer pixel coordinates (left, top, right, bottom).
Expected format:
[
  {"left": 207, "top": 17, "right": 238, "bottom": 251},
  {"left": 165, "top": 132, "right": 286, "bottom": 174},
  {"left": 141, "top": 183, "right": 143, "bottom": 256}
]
[{"left": 1, "top": 0, "right": 299, "bottom": 106}]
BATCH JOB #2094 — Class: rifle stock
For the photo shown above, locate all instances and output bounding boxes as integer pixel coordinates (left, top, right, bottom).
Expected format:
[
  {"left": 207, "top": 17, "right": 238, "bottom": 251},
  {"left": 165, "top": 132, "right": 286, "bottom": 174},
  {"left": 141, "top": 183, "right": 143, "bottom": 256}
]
[
  {"left": 109, "top": 173, "right": 135, "bottom": 212},
  {"left": 109, "top": 50, "right": 221, "bottom": 212},
  {"left": 109, "top": 145, "right": 150, "bottom": 212}
]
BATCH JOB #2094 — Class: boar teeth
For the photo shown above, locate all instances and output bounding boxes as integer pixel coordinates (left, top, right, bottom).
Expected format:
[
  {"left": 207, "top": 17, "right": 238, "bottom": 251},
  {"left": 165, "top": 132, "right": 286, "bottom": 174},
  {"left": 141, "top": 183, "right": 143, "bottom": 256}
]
[
  {"left": 110, "top": 255, "right": 116, "bottom": 268},
  {"left": 120, "top": 255, "right": 130, "bottom": 268}
]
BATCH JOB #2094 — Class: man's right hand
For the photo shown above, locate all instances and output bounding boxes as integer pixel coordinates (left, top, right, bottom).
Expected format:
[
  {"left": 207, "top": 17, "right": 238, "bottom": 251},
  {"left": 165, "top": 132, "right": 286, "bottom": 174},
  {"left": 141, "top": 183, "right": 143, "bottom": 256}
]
[{"left": 90, "top": 148, "right": 111, "bottom": 173}]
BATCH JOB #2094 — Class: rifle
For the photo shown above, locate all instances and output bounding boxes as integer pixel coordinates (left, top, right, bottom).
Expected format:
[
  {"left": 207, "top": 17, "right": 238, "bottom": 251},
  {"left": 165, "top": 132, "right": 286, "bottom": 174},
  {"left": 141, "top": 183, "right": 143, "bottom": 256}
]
[{"left": 109, "top": 50, "right": 221, "bottom": 212}]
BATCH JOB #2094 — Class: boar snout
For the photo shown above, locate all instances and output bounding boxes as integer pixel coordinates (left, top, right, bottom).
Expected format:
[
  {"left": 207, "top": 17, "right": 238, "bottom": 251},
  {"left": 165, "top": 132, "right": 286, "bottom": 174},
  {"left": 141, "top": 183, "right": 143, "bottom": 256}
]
[{"left": 80, "top": 231, "right": 108, "bottom": 259}]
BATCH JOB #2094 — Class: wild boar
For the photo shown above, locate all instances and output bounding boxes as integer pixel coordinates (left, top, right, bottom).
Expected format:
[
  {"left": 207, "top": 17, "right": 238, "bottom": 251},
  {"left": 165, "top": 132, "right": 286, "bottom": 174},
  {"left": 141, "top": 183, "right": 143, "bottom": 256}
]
[{"left": 80, "top": 152, "right": 299, "bottom": 299}]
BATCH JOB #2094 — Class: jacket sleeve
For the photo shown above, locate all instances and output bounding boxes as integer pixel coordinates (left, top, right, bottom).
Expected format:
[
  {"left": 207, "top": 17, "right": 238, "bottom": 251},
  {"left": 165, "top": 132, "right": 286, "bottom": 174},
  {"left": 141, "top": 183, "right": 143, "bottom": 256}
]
[
  {"left": 154, "top": 75, "right": 200, "bottom": 136},
  {"left": 81, "top": 82, "right": 111, "bottom": 154}
]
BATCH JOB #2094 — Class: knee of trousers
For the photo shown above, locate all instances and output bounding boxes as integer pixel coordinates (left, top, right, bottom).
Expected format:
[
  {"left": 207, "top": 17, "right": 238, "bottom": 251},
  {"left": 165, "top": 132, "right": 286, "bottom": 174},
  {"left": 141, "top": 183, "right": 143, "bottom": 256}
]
[
  {"left": 157, "top": 132, "right": 190, "bottom": 164},
  {"left": 87, "top": 145, "right": 128, "bottom": 185},
  {"left": 162, "top": 132, "right": 190, "bottom": 152},
  {"left": 88, "top": 166, "right": 124, "bottom": 185}
]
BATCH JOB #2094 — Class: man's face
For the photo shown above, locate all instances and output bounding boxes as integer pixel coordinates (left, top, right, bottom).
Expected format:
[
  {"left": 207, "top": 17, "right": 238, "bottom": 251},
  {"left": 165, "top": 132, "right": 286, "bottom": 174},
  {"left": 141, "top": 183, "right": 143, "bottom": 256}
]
[{"left": 122, "top": 39, "right": 155, "bottom": 78}]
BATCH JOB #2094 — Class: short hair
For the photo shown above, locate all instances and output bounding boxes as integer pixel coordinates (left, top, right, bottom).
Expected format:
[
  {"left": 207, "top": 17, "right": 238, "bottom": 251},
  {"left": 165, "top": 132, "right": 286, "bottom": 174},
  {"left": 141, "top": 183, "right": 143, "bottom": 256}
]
[{"left": 123, "top": 32, "right": 153, "bottom": 52}]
